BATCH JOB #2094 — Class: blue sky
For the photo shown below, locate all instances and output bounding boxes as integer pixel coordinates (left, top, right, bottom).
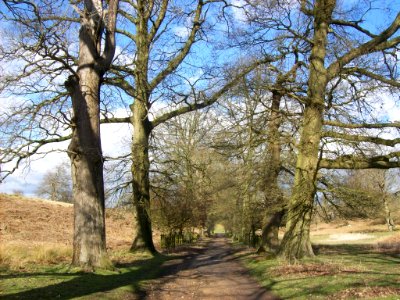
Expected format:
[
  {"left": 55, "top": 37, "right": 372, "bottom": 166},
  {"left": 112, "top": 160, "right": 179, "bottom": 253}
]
[{"left": 1, "top": 0, "right": 400, "bottom": 197}]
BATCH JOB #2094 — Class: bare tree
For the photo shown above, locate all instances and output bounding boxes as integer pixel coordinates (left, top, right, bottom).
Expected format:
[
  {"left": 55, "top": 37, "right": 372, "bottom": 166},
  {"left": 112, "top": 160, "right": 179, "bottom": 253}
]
[
  {"left": 1, "top": 0, "right": 276, "bottom": 258},
  {"left": 279, "top": 0, "right": 400, "bottom": 260},
  {"left": 1, "top": 0, "right": 119, "bottom": 269},
  {"left": 105, "top": 1, "right": 277, "bottom": 253},
  {"left": 66, "top": 0, "right": 119, "bottom": 268},
  {"left": 36, "top": 162, "right": 72, "bottom": 203},
  {"left": 325, "top": 169, "right": 397, "bottom": 231},
  {"left": 151, "top": 109, "right": 251, "bottom": 240},
  {"left": 151, "top": 112, "right": 217, "bottom": 234},
  {"left": 229, "top": 0, "right": 400, "bottom": 259}
]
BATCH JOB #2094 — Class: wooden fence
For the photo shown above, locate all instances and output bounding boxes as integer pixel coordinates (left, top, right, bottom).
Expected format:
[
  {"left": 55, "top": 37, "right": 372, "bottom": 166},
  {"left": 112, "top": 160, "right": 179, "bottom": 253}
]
[{"left": 160, "top": 232, "right": 198, "bottom": 250}]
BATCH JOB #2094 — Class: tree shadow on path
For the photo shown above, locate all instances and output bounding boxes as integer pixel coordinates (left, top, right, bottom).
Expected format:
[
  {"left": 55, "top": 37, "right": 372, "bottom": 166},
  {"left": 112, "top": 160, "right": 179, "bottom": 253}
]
[
  {"left": 1, "top": 252, "right": 200, "bottom": 299},
  {"left": 1, "top": 238, "right": 278, "bottom": 299},
  {"left": 143, "top": 237, "right": 281, "bottom": 300}
]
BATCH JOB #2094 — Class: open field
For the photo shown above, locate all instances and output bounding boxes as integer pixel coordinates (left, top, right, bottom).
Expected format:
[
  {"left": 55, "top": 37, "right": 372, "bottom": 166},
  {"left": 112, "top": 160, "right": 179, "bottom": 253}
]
[
  {"left": 310, "top": 219, "right": 400, "bottom": 245},
  {"left": 0, "top": 193, "right": 139, "bottom": 272}
]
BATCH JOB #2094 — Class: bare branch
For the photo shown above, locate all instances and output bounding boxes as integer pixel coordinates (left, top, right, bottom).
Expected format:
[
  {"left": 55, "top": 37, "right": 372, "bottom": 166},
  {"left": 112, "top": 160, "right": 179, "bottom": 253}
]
[
  {"left": 327, "top": 12, "right": 400, "bottom": 79},
  {"left": 151, "top": 56, "right": 277, "bottom": 128},
  {"left": 148, "top": 0, "right": 204, "bottom": 92},
  {"left": 324, "top": 120, "right": 400, "bottom": 129},
  {"left": 323, "top": 131, "right": 400, "bottom": 147},
  {"left": 320, "top": 152, "right": 400, "bottom": 169},
  {"left": 100, "top": 0, "right": 120, "bottom": 69}
]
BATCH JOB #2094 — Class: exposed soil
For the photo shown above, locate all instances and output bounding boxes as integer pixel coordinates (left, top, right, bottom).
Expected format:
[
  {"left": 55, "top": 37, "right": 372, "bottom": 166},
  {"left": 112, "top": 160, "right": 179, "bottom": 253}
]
[{"left": 143, "top": 237, "right": 279, "bottom": 300}]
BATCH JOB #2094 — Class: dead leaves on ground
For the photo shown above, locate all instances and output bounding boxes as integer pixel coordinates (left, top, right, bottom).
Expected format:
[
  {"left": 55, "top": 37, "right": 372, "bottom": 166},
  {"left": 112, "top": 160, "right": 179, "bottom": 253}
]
[
  {"left": 270, "top": 262, "right": 361, "bottom": 277},
  {"left": 328, "top": 286, "right": 400, "bottom": 299}
]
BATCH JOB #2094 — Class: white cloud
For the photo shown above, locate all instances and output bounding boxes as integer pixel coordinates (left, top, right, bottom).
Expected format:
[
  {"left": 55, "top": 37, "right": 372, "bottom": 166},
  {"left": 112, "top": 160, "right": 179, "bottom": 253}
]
[
  {"left": 230, "top": 0, "right": 247, "bottom": 22},
  {"left": 380, "top": 95, "right": 400, "bottom": 122},
  {"left": 114, "top": 45, "right": 136, "bottom": 66},
  {"left": 173, "top": 26, "right": 190, "bottom": 38},
  {"left": 0, "top": 147, "right": 70, "bottom": 196},
  {"left": 101, "top": 122, "right": 132, "bottom": 157}
]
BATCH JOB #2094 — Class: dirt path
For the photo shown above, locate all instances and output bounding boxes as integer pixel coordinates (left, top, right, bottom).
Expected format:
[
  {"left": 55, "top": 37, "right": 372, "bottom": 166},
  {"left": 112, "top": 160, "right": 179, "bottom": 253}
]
[{"left": 143, "top": 237, "right": 279, "bottom": 300}]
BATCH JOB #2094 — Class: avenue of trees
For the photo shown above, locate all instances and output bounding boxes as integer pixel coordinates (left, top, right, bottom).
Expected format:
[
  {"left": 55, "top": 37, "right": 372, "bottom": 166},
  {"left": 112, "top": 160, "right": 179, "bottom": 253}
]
[{"left": 1, "top": 0, "right": 400, "bottom": 268}]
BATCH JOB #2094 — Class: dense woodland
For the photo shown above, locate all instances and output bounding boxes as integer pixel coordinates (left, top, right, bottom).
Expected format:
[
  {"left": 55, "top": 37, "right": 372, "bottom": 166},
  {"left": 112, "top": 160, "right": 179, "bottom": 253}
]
[{"left": 1, "top": 0, "right": 400, "bottom": 269}]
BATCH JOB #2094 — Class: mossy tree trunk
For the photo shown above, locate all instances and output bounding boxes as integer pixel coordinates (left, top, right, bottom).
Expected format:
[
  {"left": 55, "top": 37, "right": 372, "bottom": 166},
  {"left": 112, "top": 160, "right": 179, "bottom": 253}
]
[
  {"left": 278, "top": 0, "right": 335, "bottom": 261},
  {"left": 258, "top": 210, "right": 285, "bottom": 253},
  {"left": 130, "top": 99, "right": 157, "bottom": 253},
  {"left": 259, "top": 90, "right": 284, "bottom": 252},
  {"left": 128, "top": 0, "right": 157, "bottom": 254},
  {"left": 259, "top": 60, "right": 302, "bottom": 253}
]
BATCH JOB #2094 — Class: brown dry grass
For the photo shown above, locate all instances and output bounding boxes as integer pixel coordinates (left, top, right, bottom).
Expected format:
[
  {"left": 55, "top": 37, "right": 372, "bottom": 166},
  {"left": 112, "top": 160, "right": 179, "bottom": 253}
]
[
  {"left": 310, "top": 219, "right": 389, "bottom": 236},
  {"left": 0, "top": 193, "right": 143, "bottom": 270},
  {"left": 0, "top": 242, "right": 72, "bottom": 270},
  {"left": 374, "top": 232, "right": 400, "bottom": 253}
]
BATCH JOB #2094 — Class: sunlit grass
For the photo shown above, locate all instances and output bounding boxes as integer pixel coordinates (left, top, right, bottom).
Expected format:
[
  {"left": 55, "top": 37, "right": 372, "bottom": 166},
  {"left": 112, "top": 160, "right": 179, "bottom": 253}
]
[
  {"left": 241, "top": 246, "right": 400, "bottom": 299},
  {"left": 0, "top": 250, "right": 169, "bottom": 299}
]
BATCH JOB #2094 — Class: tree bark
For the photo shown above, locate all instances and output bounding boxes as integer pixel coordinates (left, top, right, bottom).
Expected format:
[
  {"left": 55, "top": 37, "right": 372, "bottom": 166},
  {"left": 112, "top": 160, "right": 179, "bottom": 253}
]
[
  {"left": 65, "top": 0, "right": 119, "bottom": 269},
  {"left": 128, "top": 1, "right": 157, "bottom": 254},
  {"left": 66, "top": 69, "right": 109, "bottom": 269},
  {"left": 258, "top": 90, "right": 284, "bottom": 252},
  {"left": 130, "top": 100, "right": 157, "bottom": 254},
  {"left": 258, "top": 210, "right": 285, "bottom": 253},
  {"left": 278, "top": 0, "right": 335, "bottom": 261}
]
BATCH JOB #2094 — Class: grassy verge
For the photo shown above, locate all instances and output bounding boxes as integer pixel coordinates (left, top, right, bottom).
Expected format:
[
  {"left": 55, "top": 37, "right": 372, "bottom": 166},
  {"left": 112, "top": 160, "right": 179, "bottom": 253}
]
[
  {"left": 0, "top": 250, "right": 171, "bottom": 299},
  {"left": 240, "top": 244, "right": 400, "bottom": 299}
]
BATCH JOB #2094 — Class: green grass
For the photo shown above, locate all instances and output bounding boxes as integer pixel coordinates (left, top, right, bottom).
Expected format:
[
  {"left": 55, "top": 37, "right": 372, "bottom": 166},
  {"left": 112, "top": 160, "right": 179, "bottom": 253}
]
[
  {"left": 0, "top": 252, "right": 172, "bottom": 299},
  {"left": 240, "top": 245, "right": 400, "bottom": 299}
]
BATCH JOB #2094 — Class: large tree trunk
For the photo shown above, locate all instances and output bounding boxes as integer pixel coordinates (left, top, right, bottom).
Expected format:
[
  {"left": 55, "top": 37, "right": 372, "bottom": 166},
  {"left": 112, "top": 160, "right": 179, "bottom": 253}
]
[
  {"left": 66, "top": 69, "right": 109, "bottom": 269},
  {"left": 258, "top": 210, "right": 285, "bottom": 253},
  {"left": 258, "top": 90, "right": 284, "bottom": 252},
  {"left": 130, "top": 101, "right": 157, "bottom": 254},
  {"left": 64, "top": 0, "right": 119, "bottom": 267},
  {"left": 277, "top": 102, "right": 322, "bottom": 260},
  {"left": 278, "top": 0, "right": 335, "bottom": 261},
  {"left": 129, "top": 1, "right": 157, "bottom": 254}
]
